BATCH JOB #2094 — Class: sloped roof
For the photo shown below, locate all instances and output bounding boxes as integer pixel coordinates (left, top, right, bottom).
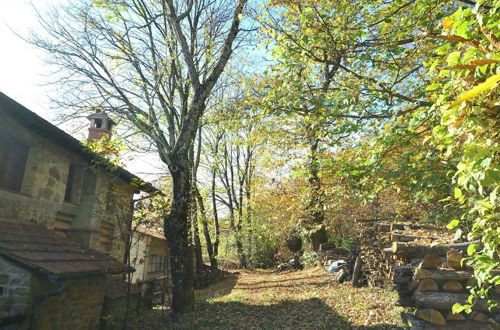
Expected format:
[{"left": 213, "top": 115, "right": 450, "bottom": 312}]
[
  {"left": 0, "top": 221, "right": 129, "bottom": 277},
  {"left": 0, "top": 92, "right": 158, "bottom": 194},
  {"left": 135, "top": 227, "right": 165, "bottom": 240}
]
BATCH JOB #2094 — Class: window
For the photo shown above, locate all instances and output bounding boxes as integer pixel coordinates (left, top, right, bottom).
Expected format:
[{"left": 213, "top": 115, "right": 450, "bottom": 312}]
[
  {"left": 0, "top": 131, "right": 29, "bottom": 192},
  {"left": 0, "top": 286, "right": 4, "bottom": 296},
  {"left": 148, "top": 255, "right": 167, "bottom": 273},
  {"left": 64, "top": 165, "right": 76, "bottom": 202}
]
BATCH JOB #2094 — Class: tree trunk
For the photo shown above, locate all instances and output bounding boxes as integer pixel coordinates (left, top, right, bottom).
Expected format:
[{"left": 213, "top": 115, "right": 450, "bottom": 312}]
[
  {"left": 414, "top": 268, "right": 474, "bottom": 281},
  {"left": 390, "top": 232, "right": 438, "bottom": 242},
  {"left": 191, "top": 201, "right": 204, "bottom": 280},
  {"left": 165, "top": 154, "right": 194, "bottom": 314},
  {"left": 190, "top": 138, "right": 204, "bottom": 281},
  {"left": 211, "top": 168, "right": 220, "bottom": 257},
  {"left": 245, "top": 163, "right": 253, "bottom": 265},
  {"left": 195, "top": 186, "right": 217, "bottom": 269},
  {"left": 352, "top": 256, "right": 362, "bottom": 287},
  {"left": 392, "top": 241, "right": 476, "bottom": 260},
  {"left": 235, "top": 230, "right": 246, "bottom": 268},
  {"left": 307, "top": 136, "right": 327, "bottom": 251},
  {"left": 310, "top": 227, "right": 327, "bottom": 252}
]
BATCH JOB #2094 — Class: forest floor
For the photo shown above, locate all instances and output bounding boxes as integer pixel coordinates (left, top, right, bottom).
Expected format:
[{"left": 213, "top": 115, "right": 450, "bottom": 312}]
[{"left": 130, "top": 267, "right": 406, "bottom": 329}]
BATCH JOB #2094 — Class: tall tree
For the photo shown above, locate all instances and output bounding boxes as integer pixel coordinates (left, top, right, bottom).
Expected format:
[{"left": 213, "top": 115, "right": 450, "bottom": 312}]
[
  {"left": 258, "top": 0, "right": 450, "bottom": 247},
  {"left": 30, "top": 0, "right": 247, "bottom": 313}
]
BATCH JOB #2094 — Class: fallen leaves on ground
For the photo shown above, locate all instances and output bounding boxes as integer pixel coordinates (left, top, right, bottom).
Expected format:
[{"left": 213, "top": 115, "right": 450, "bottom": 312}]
[{"left": 130, "top": 267, "right": 405, "bottom": 329}]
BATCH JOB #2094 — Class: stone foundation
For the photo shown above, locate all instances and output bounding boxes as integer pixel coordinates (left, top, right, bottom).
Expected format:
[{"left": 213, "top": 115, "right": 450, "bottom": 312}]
[
  {"left": 0, "top": 256, "right": 31, "bottom": 319},
  {"left": 24, "top": 275, "right": 106, "bottom": 330}
]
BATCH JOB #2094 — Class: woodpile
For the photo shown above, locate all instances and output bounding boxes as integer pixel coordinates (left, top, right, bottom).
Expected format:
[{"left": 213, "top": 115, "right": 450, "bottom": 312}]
[
  {"left": 354, "top": 218, "right": 499, "bottom": 328},
  {"left": 356, "top": 223, "right": 392, "bottom": 287},
  {"left": 395, "top": 246, "right": 500, "bottom": 328},
  {"left": 317, "top": 243, "right": 350, "bottom": 267},
  {"left": 354, "top": 219, "right": 444, "bottom": 287},
  {"left": 354, "top": 218, "right": 458, "bottom": 288}
]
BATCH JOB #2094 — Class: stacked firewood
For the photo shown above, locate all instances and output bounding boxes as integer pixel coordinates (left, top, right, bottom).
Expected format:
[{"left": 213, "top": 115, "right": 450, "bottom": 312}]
[
  {"left": 318, "top": 242, "right": 350, "bottom": 267},
  {"left": 394, "top": 243, "right": 500, "bottom": 328},
  {"left": 391, "top": 241, "right": 469, "bottom": 307},
  {"left": 355, "top": 218, "right": 499, "bottom": 328},
  {"left": 355, "top": 219, "right": 393, "bottom": 287},
  {"left": 355, "top": 219, "right": 451, "bottom": 288}
]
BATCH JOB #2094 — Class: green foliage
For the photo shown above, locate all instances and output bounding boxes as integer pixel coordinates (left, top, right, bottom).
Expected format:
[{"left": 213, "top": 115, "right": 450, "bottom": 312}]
[
  {"left": 300, "top": 250, "right": 319, "bottom": 268},
  {"left": 421, "top": 0, "right": 500, "bottom": 312},
  {"left": 133, "top": 193, "right": 170, "bottom": 230},
  {"left": 328, "top": 235, "right": 356, "bottom": 252},
  {"left": 83, "top": 133, "right": 125, "bottom": 171}
]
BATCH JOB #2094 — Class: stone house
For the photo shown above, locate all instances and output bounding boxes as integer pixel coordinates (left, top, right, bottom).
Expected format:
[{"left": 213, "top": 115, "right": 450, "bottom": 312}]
[
  {"left": 0, "top": 222, "right": 127, "bottom": 329},
  {"left": 129, "top": 227, "right": 170, "bottom": 284},
  {"left": 0, "top": 92, "right": 157, "bottom": 328}
]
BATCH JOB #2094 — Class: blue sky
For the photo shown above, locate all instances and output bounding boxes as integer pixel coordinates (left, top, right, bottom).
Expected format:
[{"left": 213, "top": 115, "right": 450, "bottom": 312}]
[
  {"left": 0, "top": 1, "right": 168, "bottom": 180},
  {"left": 0, "top": 1, "right": 58, "bottom": 117},
  {"left": 0, "top": 0, "right": 170, "bottom": 180},
  {"left": 0, "top": 1, "right": 268, "bottom": 182}
]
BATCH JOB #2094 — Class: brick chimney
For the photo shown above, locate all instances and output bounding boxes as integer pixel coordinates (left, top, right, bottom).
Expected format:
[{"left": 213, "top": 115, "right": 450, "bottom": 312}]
[{"left": 87, "top": 111, "right": 115, "bottom": 142}]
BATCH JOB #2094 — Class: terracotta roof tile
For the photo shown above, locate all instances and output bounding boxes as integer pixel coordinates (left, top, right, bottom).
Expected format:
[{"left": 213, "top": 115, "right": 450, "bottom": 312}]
[
  {"left": 135, "top": 227, "right": 165, "bottom": 240},
  {"left": 0, "top": 221, "right": 129, "bottom": 276}
]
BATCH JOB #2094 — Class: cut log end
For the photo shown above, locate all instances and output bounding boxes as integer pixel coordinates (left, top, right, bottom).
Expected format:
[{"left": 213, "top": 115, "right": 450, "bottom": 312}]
[
  {"left": 447, "top": 249, "right": 464, "bottom": 270},
  {"left": 419, "top": 254, "right": 442, "bottom": 269},
  {"left": 446, "top": 312, "right": 465, "bottom": 321},
  {"left": 418, "top": 279, "right": 439, "bottom": 292},
  {"left": 470, "top": 311, "right": 490, "bottom": 323},
  {"left": 416, "top": 309, "right": 446, "bottom": 325},
  {"left": 442, "top": 280, "right": 464, "bottom": 293}
]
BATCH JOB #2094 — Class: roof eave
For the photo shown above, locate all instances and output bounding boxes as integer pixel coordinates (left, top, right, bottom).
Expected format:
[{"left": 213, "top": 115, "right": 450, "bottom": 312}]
[{"left": 0, "top": 92, "right": 159, "bottom": 194}]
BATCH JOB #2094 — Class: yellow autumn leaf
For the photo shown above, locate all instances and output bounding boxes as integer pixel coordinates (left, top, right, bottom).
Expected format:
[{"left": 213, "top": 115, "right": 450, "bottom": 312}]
[
  {"left": 450, "top": 74, "right": 500, "bottom": 108},
  {"left": 238, "top": 13, "right": 243, "bottom": 20},
  {"left": 443, "top": 17, "right": 454, "bottom": 30}
]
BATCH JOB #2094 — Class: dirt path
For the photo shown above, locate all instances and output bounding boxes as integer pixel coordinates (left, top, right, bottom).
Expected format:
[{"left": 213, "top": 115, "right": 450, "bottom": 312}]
[{"left": 130, "top": 267, "right": 405, "bottom": 329}]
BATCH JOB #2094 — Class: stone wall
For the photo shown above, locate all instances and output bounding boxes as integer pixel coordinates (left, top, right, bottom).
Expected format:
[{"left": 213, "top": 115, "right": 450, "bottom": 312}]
[
  {"left": 0, "top": 112, "right": 135, "bottom": 260},
  {"left": 0, "top": 256, "right": 31, "bottom": 318},
  {"left": 22, "top": 275, "right": 106, "bottom": 330}
]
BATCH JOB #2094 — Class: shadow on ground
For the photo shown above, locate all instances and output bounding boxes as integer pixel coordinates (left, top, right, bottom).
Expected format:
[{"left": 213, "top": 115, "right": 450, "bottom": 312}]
[
  {"left": 130, "top": 297, "right": 404, "bottom": 329},
  {"left": 234, "top": 274, "right": 327, "bottom": 287},
  {"left": 129, "top": 270, "right": 404, "bottom": 329},
  {"left": 176, "top": 298, "right": 404, "bottom": 329},
  {"left": 195, "top": 272, "right": 239, "bottom": 300}
]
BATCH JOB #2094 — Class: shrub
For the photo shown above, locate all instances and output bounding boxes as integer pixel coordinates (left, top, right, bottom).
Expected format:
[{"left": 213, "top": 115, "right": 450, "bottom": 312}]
[{"left": 300, "top": 250, "right": 318, "bottom": 267}]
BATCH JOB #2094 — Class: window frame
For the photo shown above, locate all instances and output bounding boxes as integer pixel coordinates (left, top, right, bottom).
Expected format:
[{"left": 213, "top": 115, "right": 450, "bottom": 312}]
[
  {"left": 0, "top": 130, "right": 29, "bottom": 193},
  {"left": 147, "top": 254, "right": 167, "bottom": 273},
  {"left": 64, "top": 164, "right": 76, "bottom": 203}
]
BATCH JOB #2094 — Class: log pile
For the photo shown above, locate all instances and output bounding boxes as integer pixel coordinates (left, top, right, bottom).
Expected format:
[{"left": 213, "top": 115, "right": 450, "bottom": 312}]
[
  {"left": 356, "top": 221, "right": 392, "bottom": 287},
  {"left": 354, "top": 219, "right": 444, "bottom": 287},
  {"left": 317, "top": 243, "right": 350, "bottom": 267},
  {"left": 355, "top": 218, "right": 499, "bottom": 328},
  {"left": 395, "top": 245, "right": 500, "bottom": 329}
]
